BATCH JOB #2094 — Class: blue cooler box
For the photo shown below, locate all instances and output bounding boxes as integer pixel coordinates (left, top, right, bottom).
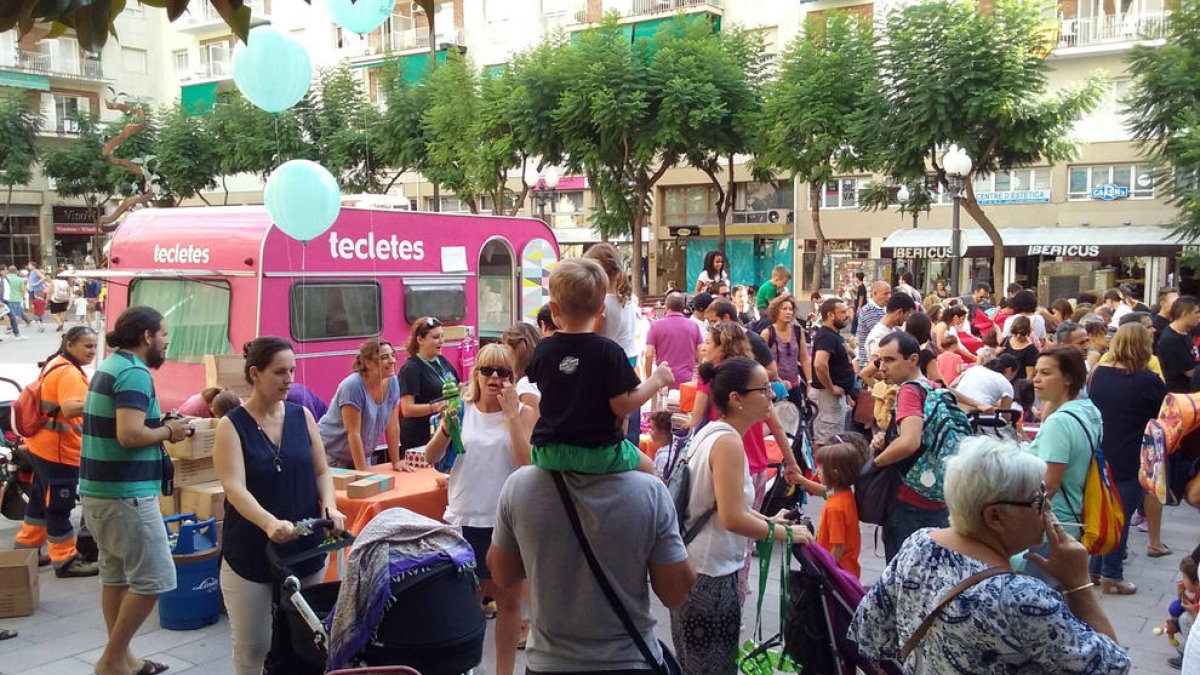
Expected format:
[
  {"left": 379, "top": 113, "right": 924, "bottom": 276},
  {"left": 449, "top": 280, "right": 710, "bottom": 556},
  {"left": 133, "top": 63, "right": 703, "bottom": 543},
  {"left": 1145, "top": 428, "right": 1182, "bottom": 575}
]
[{"left": 159, "top": 513, "right": 221, "bottom": 630}]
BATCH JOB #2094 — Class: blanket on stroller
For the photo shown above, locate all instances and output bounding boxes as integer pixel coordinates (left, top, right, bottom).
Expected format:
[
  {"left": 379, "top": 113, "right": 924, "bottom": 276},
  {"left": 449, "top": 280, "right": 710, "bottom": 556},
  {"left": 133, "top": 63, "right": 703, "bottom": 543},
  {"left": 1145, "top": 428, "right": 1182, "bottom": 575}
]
[{"left": 327, "top": 507, "right": 476, "bottom": 669}]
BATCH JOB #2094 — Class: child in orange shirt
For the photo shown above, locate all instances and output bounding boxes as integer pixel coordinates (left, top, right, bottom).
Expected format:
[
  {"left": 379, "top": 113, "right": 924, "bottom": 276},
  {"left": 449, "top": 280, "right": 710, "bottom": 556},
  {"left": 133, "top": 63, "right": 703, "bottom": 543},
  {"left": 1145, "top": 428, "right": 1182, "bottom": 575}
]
[{"left": 815, "top": 435, "right": 868, "bottom": 578}]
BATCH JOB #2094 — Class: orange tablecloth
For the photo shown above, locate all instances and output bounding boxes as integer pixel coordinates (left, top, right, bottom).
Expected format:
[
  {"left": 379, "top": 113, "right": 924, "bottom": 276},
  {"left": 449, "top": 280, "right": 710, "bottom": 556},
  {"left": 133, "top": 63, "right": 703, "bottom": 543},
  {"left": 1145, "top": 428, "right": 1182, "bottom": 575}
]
[{"left": 324, "top": 465, "right": 448, "bottom": 581}]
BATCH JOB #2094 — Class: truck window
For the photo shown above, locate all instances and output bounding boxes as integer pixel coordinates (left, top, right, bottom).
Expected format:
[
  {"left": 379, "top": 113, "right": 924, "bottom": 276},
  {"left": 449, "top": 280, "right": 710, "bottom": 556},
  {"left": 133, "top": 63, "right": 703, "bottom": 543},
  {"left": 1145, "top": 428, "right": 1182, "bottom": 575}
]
[
  {"left": 129, "top": 279, "right": 232, "bottom": 363},
  {"left": 290, "top": 282, "right": 382, "bottom": 342},
  {"left": 479, "top": 239, "right": 515, "bottom": 339},
  {"left": 403, "top": 283, "right": 467, "bottom": 324}
]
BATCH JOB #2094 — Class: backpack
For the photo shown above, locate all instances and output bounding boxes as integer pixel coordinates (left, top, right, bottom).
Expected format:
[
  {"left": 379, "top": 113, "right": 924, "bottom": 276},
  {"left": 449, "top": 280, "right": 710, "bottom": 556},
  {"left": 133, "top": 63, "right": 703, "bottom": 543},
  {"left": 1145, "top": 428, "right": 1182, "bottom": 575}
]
[
  {"left": 667, "top": 422, "right": 736, "bottom": 545},
  {"left": 1059, "top": 410, "right": 1125, "bottom": 556},
  {"left": 1140, "top": 418, "right": 1172, "bottom": 505},
  {"left": 766, "top": 323, "right": 803, "bottom": 350},
  {"left": 899, "top": 380, "right": 972, "bottom": 504},
  {"left": 12, "top": 362, "right": 73, "bottom": 438}
]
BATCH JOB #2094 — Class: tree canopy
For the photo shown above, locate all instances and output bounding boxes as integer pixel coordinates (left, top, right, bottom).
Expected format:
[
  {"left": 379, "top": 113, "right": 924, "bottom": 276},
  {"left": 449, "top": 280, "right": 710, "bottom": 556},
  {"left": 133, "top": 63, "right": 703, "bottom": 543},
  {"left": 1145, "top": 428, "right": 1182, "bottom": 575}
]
[{"left": 0, "top": 88, "right": 42, "bottom": 227}]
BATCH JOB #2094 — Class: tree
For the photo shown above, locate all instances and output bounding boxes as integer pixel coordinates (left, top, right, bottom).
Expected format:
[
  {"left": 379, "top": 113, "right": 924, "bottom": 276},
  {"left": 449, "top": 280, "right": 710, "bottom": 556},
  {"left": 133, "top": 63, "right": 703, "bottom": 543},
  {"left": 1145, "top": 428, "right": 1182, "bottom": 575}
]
[
  {"left": 1125, "top": 0, "right": 1200, "bottom": 242},
  {"left": 756, "top": 11, "right": 879, "bottom": 293},
  {"left": 864, "top": 0, "right": 1105, "bottom": 292},
  {"left": 377, "top": 69, "right": 431, "bottom": 195},
  {"left": 155, "top": 102, "right": 219, "bottom": 205},
  {"left": 420, "top": 50, "right": 485, "bottom": 213},
  {"left": 42, "top": 115, "right": 119, "bottom": 229},
  {"left": 655, "top": 21, "right": 768, "bottom": 257},
  {"left": 295, "top": 65, "right": 386, "bottom": 194},
  {"left": 206, "top": 91, "right": 306, "bottom": 203},
  {"left": 0, "top": 88, "right": 42, "bottom": 247}
]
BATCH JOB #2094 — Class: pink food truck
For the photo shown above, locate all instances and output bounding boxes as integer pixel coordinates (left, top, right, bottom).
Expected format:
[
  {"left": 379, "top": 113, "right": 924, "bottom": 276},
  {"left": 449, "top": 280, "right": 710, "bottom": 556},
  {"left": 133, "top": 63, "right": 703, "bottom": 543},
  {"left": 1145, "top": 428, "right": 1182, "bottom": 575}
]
[{"left": 85, "top": 205, "right": 559, "bottom": 409}]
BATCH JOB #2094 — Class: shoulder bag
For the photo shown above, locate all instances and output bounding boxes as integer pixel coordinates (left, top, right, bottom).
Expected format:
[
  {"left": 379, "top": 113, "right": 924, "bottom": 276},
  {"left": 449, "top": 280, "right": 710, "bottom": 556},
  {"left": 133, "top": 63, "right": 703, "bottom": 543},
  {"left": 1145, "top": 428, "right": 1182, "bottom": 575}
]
[
  {"left": 900, "top": 567, "right": 1008, "bottom": 660},
  {"left": 549, "top": 472, "right": 683, "bottom": 675}
]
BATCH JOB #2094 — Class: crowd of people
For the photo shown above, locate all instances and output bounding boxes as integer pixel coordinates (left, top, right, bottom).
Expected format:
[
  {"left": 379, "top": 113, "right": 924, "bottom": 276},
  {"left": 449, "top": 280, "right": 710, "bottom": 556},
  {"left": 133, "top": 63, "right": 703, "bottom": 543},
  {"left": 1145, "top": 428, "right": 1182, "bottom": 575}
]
[
  {"left": 12, "top": 246, "right": 1200, "bottom": 674},
  {"left": 2, "top": 261, "right": 103, "bottom": 341}
]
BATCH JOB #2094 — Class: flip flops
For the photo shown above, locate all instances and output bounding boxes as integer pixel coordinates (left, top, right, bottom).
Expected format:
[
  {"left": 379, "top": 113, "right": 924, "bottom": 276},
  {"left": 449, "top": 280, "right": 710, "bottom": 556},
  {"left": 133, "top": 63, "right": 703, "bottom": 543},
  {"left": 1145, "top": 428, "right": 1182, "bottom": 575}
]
[
  {"left": 0, "top": 628, "right": 16, "bottom": 641},
  {"left": 134, "top": 659, "right": 170, "bottom": 675},
  {"left": 1148, "top": 544, "right": 1173, "bottom": 558}
]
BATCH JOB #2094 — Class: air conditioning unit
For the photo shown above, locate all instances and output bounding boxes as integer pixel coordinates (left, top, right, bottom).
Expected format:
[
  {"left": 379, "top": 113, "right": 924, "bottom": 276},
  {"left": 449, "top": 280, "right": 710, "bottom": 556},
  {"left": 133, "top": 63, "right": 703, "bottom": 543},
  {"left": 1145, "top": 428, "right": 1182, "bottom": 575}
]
[
  {"left": 411, "top": 2, "right": 424, "bottom": 13},
  {"left": 767, "top": 209, "right": 794, "bottom": 224}
]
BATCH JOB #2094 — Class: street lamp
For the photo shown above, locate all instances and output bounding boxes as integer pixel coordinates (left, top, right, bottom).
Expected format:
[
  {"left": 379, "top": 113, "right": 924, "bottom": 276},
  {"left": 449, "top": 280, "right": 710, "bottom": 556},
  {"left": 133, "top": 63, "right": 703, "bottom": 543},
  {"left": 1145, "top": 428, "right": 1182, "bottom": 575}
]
[
  {"left": 525, "top": 165, "right": 560, "bottom": 224},
  {"left": 942, "top": 144, "right": 973, "bottom": 296},
  {"left": 895, "top": 184, "right": 918, "bottom": 229}
]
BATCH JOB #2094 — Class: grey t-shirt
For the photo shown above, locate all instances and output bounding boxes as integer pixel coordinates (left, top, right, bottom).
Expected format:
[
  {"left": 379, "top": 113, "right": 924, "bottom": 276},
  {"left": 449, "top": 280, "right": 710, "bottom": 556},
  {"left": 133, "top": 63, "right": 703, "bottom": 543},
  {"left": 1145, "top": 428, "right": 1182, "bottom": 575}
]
[
  {"left": 493, "top": 467, "right": 688, "bottom": 672},
  {"left": 318, "top": 373, "right": 400, "bottom": 467}
]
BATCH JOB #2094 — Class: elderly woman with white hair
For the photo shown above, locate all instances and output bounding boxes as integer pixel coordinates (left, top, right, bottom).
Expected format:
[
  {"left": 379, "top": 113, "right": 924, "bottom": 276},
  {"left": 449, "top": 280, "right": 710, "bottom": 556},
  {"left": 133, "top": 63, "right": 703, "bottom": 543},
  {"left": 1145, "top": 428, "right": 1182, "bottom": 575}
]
[{"left": 849, "top": 437, "right": 1130, "bottom": 674}]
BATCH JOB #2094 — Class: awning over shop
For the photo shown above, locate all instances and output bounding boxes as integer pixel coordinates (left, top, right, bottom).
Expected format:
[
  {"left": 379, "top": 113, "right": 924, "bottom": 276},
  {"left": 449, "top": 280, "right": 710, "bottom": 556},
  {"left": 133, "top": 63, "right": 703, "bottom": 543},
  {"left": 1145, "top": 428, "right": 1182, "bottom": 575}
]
[
  {"left": 0, "top": 71, "right": 49, "bottom": 91},
  {"left": 881, "top": 226, "right": 1184, "bottom": 259}
]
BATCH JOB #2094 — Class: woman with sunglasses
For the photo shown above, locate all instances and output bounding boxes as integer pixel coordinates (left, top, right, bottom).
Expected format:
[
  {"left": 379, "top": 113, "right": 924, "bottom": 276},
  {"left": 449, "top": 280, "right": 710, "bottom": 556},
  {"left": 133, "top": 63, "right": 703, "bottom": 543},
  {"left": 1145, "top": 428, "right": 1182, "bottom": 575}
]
[
  {"left": 398, "top": 317, "right": 459, "bottom": 454},
  {"left": 851, "top": 437, "right": 1129, "bottom": 673},
  {"left": 671, "top": 356, "right": 812, "bottom": 673},
  {"left": 425, "top": 344, "right": 529, "bottom": 675}
]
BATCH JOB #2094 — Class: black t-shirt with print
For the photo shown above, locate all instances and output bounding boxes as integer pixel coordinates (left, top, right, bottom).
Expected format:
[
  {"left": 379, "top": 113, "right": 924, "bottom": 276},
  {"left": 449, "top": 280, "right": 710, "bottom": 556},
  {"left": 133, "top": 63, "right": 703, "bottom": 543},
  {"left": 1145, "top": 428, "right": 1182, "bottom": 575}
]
[{"left": 527, "top": 332, "right": 641, "bottom": 447}]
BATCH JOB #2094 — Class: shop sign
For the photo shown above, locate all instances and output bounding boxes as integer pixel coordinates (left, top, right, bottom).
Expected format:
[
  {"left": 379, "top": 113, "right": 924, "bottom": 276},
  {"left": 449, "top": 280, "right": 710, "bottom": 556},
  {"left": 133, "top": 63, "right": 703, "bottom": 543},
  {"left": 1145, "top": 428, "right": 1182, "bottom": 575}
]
[
  {"left": 53, "top": 206, "right": 98, "bottom": 235},
  {"left": 891, "top": 246, "right": 954, "bottom": 259},
  {"left": 1027, "top": 244, "right": 1101, "bottom": 257},
  {"left": 1090, "top": 183, "right": 1129, "bottom": 201},
  {"left": 975, "top": 189, "right": 1051, "bottom": 205}
]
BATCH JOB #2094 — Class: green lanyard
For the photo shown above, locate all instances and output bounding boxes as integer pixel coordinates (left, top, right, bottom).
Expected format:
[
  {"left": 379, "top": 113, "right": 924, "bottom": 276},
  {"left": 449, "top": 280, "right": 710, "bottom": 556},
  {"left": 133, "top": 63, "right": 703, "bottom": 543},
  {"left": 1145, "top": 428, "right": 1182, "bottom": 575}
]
[{"left": 418, "top": 355, "right": 452, "bottom": 384}]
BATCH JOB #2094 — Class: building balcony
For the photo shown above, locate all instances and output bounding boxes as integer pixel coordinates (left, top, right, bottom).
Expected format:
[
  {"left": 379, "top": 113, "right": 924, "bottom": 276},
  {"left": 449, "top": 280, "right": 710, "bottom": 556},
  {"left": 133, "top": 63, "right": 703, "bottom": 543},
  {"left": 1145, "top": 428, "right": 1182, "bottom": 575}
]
[
  {"left": 349, "top": 25, "right": 466, "bottom": 62},
  {"left": 0, "top": 49, "right": 106, "bottom": 82},
  {"left": 616, "top": 0, "right": 723, "bottom": 18},
  {"left": 1056, "top": 11, "right": 1170, "bottom": 50},
  {"left": 179, "top": 0, "right": 269, "bottom": 34},
  {"left": 180, "top": 60, "right": 232, "bottom": 83}
]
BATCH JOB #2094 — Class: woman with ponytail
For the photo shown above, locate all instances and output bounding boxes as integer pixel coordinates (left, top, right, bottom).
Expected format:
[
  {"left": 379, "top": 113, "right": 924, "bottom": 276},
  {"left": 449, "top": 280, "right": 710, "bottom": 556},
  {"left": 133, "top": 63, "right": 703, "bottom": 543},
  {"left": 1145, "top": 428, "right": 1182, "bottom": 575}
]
[{"left": 14, "top": 326, "right": 99, "bottom": 577}]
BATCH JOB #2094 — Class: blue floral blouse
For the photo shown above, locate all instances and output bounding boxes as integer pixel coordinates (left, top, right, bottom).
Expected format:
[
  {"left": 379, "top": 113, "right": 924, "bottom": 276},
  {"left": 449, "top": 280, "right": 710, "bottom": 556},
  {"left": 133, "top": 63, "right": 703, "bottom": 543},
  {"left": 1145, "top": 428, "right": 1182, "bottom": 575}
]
[{"left": 849, "top": 529, "right": 1130, "bottom": 674}]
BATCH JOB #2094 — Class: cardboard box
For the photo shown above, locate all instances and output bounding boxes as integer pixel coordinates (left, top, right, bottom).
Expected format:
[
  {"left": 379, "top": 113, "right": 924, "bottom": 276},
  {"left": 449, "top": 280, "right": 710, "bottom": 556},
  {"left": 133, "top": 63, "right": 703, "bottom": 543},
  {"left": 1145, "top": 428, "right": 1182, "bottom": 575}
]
[
  {"left": 180, "top": 481, "right": 226, "bottom": 521},
  {"left": 404, "top": 449, "right": 429, "bottom": 470},
  {"left": 172, "top": 457, "right": 219, "bottom": 488},
  {"left": 369, "top": 474, "right": 394, "bottom": 491},
  {"left": 346, "top": 478, "right": 384, "bottom": 499},
  {"left": 166, "top": 418, "right": 218, "bottom": 460},
  {"left": 0, "top": 549, "right": 39, "bottom": 618},
  {"left": 159, "top": 489, "right": 180, "bottom": 518},
  {"left": 203, "top": 354, "right": 253, "bottom": 401},
  {"left": 331, "top": 468, "right": 373, "bottom": 490}
]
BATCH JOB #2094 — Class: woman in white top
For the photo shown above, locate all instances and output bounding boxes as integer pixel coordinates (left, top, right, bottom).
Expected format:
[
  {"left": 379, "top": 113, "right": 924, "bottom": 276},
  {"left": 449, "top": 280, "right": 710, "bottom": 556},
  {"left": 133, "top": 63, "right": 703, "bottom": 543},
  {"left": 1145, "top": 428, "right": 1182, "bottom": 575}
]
[
  {"left": 424, "top": 344, "right": 529, "bottom": 675},
  {"left": 695, "top": 250, "right": 731, "bottom": 294},
  {"left": 501, "top": 321, "right": 543, "bottom": 428},
  {"left": 670, "top": 357, "right": 813, "bottom": 674},
  {"left": 585, "top": 243, "right": 641, "bottom": 442}
]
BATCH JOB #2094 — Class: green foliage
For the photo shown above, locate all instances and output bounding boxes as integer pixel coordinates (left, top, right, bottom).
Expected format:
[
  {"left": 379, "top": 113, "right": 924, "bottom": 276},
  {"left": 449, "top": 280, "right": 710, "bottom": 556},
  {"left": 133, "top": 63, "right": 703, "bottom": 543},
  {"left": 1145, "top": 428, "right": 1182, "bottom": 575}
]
[
  {"left": 295, "top": 65, "right": 385, "bottom": 194},
  {"left": 870, "top": 0, "right": 1105, "bottom": 182},
  {"left": 206, "top": 90, "right": 306, "bottom": 181},
  {"left": 1125, "top": 0, "right": 1200, "bottom": 241},
  {"left": 377, "top": 68, "right": 430, "bottom": 188},
  {"left": 0, "top": 88, "right": 42, "bottom": 191},
  {"left": 420, "top": 50, "right": 483, "bottom": 211},
  {"left": 42, "top": 115, "right": 117, "bottom": 216},
  {"left": 155, "top": 103, "right": 219, "bottom": 204}
]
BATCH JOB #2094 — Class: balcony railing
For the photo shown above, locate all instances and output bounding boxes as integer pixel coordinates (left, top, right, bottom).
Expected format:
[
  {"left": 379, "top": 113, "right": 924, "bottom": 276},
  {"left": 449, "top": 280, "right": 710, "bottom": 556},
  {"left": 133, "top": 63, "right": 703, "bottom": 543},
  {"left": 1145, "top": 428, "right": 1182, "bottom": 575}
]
[
  {"left": 362, "top": 26, "right": 466, "bottom": 55},
  {"left": 182, "top": 0, "right": 268, "bottom": 27},
  {"left": 56, "top": 117, "right": 81, "bottom": 135},
  {"left": 628, "top": 0, "right": 723, "bottom": 16},
  {"left": 1057, "top": 11, "right": 1170, "bottom": 48},
  {"left": 0, "top": 49, "right": 104, "bottom": 80}
]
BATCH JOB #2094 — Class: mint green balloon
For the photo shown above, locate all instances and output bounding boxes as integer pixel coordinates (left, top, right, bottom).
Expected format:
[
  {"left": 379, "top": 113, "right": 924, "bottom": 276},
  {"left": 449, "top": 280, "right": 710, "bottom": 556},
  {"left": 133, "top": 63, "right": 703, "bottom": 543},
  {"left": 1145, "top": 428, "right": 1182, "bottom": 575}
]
[
  {"left": 328, "top": 0, "right": 395, "bottom": 35},
  {"left": 232, "top": 26, "right": 312, "bottom": 113},
  {"left": 265, "top": 160, "right": 342, "bottom": 242}
]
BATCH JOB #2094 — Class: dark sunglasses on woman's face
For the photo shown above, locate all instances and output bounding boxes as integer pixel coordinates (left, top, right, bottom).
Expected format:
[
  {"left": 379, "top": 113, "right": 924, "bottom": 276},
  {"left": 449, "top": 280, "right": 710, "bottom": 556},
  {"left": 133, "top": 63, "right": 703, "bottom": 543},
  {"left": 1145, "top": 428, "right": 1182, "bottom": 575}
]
[{"left": 478, "top": 365, "right": 513, "bottom": 379}]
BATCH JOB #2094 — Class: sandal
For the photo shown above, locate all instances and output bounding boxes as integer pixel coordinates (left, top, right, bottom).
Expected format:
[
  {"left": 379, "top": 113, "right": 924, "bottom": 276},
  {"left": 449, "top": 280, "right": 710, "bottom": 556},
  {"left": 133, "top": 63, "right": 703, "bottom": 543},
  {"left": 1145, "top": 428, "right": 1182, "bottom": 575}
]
[
  {"left": 0, "top": 628, "right": 16, "bottom": 641},
  {"left": 1100, "top": 579, "right": 1137, "bottom": 595},
  {"left": 134, "top": 659, "right": 170, "bottom": 675},
  {"left": 1149, "top": 544, "right": 1173, "bottom": 558}
]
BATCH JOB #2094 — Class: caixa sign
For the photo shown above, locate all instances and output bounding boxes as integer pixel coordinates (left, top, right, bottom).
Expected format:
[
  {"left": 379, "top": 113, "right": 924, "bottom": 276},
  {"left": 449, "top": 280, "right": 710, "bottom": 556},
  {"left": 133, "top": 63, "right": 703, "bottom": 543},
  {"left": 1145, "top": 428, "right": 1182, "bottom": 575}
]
[
  {"left": 1090, "top": 183, "right": 1130, "bottom": 201},
  {"left": 891, "top": 247, "right": 954, "bottom": 259}
]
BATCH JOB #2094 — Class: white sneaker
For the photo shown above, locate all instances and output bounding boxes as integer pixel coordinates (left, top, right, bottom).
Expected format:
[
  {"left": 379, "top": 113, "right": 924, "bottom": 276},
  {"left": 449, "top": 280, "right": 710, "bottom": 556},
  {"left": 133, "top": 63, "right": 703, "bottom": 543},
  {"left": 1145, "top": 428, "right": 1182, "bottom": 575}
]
[{"left": 15, "top": 335, "right": 28, "bottom": 340}]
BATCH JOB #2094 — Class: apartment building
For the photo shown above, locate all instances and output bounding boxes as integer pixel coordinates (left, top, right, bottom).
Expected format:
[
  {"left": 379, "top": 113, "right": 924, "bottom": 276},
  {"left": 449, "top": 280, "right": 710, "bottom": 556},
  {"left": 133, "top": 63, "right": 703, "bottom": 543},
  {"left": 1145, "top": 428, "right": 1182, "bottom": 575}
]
[{"left": 0, "top": 9, "right": 170, "bottom": 267}]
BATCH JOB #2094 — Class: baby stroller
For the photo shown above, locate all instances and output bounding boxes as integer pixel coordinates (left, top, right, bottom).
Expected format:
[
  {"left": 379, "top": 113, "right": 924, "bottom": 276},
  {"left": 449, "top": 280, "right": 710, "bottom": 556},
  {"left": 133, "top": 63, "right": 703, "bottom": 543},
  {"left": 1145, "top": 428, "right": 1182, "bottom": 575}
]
[
  {"left": 785, "top": 541, "right": 903, "bottom": 675},
  {"left": 266, "top": 514, "right": 486, "bottom": 675},
  {"left": 760, "top": 396, "right": 819, "bottom": 517},
  {"left": 968, "top": 408, "right": 1022, "bottom": 443},
  {"left": 0, "top": 376, "right": 33, "bottom": 522}
]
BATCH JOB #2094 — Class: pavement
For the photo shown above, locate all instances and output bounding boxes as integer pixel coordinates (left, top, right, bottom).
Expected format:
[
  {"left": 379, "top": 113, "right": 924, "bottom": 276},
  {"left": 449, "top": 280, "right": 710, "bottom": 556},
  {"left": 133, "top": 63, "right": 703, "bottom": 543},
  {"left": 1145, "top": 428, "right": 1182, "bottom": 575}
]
[{"left": 0, "top": 326, "right": 1195, "bottom": 674}]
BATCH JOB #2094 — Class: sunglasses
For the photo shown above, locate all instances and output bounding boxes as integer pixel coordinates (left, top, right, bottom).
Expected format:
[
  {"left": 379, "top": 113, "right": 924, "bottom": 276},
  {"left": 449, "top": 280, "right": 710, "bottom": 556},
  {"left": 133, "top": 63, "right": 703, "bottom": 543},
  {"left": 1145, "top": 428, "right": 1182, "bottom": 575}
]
[
  {"left": 423, "top": 317, "right": 442, "bottom": 328},
  {"left": 478, "top": 365, "right": 513, "bottom": 379},
  {"left": 991, "top": 481, "right": 1048, "bottom": 515}
]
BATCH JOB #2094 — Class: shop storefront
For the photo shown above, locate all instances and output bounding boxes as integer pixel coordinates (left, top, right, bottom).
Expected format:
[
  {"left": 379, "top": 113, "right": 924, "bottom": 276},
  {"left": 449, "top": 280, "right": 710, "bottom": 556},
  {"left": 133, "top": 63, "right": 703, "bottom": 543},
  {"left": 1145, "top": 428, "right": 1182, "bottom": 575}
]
[
  {"left": 53, "top": 205, "right": 101, "bottom": 266},
  {"left": 880, "top": 226, "right": 1178, "bottom": 304}
]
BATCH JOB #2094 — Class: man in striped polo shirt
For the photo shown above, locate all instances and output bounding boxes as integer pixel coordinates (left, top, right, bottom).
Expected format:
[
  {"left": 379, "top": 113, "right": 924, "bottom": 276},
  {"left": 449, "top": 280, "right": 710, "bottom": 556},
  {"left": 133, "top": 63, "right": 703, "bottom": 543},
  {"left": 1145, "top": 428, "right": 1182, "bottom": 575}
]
[{"left": 81, "top": 306, "right": 189, "bottom": 675}]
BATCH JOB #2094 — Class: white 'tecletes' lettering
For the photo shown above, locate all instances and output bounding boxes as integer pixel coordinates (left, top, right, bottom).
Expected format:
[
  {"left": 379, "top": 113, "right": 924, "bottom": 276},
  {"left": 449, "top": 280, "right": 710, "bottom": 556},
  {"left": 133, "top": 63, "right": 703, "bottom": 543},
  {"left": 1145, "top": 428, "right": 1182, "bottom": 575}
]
[
  {"left": 327, "top": 232, "right": 425, "bottom": 261},
  {"left": 153, "top": 243, "right": 211, "bottom": 265}
]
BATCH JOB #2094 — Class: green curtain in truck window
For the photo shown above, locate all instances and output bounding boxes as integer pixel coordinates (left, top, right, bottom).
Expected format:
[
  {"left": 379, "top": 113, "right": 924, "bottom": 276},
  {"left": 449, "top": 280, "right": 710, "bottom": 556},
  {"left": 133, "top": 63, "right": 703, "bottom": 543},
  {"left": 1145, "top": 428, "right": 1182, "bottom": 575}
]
[{"left": 129, "top": 279, "right": 232, "bottom": 363}]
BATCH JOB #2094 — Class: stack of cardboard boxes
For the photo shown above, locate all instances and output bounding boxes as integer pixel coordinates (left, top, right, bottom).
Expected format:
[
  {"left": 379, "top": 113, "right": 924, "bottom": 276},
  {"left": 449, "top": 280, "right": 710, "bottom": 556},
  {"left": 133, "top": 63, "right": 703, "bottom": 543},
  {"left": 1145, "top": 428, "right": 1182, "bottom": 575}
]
[{"left": 161, "top": 418, "right": 226, "bottom": 522}]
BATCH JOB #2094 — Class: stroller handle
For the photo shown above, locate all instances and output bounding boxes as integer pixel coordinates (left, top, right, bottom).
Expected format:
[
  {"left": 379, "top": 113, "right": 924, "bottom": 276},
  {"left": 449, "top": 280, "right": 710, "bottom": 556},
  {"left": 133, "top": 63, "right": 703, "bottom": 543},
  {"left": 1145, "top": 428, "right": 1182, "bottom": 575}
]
[
  {"left": 266, "top": 519, "right": 355, "bottom": 578},
  {"left": 968, "top": 408, "right": 1021, "bottom": 426}
]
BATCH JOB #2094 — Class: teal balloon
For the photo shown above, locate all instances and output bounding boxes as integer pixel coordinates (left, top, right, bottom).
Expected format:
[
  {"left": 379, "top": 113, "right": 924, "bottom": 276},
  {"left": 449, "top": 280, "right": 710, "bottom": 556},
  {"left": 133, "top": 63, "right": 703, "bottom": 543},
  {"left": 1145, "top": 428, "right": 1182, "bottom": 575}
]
[
  {"left": 233, "top": 26, "right": 312, "bottom": 113},
  {"left": 328, "top": 0, "right": 395, "bottom": 35},
  {"left": 265, "top": 160, "right": 342, "bottom": 242}
]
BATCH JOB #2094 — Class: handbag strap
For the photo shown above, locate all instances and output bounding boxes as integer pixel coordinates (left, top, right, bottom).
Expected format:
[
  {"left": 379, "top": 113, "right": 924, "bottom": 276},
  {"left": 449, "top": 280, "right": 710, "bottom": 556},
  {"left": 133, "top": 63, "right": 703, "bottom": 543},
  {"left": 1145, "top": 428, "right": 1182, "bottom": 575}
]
[
  {"left": 900, "top": 567, "right": 1008, "bottom": 659},
  {"left": 550, "top": 471, "right": 666, "bottom": 675},
  {"left": 751, "top": 521, "right": 793, "bottom": 643},
  {"left": 1054, "top": 409, "right": 1098, "bottom": 525}
]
